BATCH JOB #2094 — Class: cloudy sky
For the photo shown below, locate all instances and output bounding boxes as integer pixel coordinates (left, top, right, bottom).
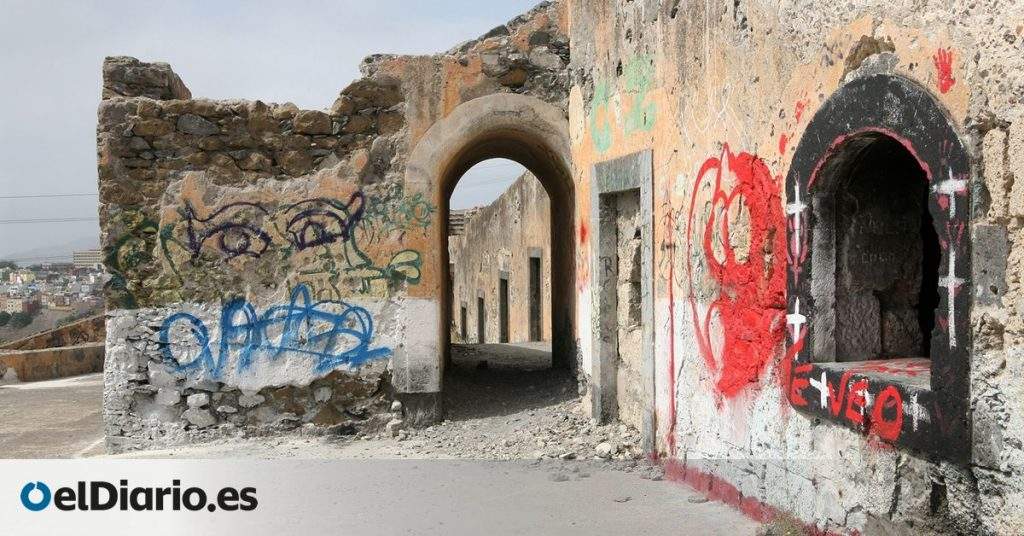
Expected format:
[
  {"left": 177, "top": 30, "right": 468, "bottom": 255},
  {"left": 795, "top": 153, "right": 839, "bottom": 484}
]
[{"left": 0, "top": 0, "right": 534, "bottom": 263}]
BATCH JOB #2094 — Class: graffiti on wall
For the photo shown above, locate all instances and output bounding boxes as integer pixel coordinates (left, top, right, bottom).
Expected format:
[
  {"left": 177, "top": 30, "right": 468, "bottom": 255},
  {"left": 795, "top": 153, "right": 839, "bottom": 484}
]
[
  {"left": 932, "top": 47, "right": 956, "bottom": 94},
  {"left": 588, "top": 56, "right": 657, "bottom": 153},
  {"left": 360, "top": 191, "right": 434, "bottom": 245},
  {"left": 159, "top": 283, "right": 391, "bottom": 380},
  {"left": 788, "top": 362, "right": 913, "bottom": 442},
  {"left": 105, "top": 209, "right": 160, "bottom": 308},
  {"left": 159, "top": 189, "right": 432, "bottom": 298},
  {"left": 683, "top": 145, "right": 787, "bottom": 399}
]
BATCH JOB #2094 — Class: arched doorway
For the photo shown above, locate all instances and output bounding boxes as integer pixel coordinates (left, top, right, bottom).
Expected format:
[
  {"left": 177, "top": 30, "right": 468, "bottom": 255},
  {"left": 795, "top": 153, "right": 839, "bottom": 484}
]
[
  {"left": 405, "top": 93, "right": 577, "bottom": 414},
  {"left": 784, "top": 73, "right": 972, "bottom": 460}
]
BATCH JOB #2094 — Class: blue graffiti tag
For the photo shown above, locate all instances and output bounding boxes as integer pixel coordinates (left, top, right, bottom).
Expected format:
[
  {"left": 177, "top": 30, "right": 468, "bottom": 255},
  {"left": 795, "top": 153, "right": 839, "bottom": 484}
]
[{"left": 159, "top": 284, "right": 391, "bottom": 378}]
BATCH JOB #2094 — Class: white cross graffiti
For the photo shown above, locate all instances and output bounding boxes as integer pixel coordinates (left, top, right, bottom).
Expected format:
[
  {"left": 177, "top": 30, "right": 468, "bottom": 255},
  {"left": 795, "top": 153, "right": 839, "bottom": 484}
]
[
  {"left": 938, "top": 249, "right": 964, "bottom": 348},
  {"left": 787, "top": 298, "right": 806, "bottom": 343},
  {"left": 933, "top": 168, "right": 967, "bottom": 218},
  {"left": 855, "top": 385, "right": 872, "bottom": 419},
  {"left": 808, "top": 371, "right": 829, "bottom": 409},
  {"left": 786, "top": 186, "right": 807, "bottom": 257}
]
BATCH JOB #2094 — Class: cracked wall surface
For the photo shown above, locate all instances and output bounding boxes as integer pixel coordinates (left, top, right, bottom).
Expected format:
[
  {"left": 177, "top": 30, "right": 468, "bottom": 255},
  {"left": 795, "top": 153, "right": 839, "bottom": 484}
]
[
  {"left": 568, "top": 0, "right": 1023, "bottom": 534},
  {"left": 97, "top": 1, "right": 570, "bottom": 452},
  {"left": 95, "top": 0, "right": 1024, "bottom": 532}
]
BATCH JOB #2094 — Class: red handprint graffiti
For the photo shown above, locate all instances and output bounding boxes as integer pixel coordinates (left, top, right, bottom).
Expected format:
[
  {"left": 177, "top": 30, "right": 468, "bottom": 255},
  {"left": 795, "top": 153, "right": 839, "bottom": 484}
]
[
  {"left": 933, "top": 48, "right": 956, "bottom": 94},
  {"left": 685, "top": 146, "right": 787, "bottom": 398}
]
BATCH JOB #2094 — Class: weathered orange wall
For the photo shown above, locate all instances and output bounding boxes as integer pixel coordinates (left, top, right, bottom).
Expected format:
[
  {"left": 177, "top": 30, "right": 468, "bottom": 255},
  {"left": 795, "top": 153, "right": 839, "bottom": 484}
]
[{"left": 0, "top": 343, "right": 105, "bottom": 382}]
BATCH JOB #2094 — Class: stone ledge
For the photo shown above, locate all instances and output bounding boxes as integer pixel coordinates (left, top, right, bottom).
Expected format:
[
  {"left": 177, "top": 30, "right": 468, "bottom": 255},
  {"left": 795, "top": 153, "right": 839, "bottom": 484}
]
[{"left": 0, "top": 343, "right": 105, "bottom": 383}]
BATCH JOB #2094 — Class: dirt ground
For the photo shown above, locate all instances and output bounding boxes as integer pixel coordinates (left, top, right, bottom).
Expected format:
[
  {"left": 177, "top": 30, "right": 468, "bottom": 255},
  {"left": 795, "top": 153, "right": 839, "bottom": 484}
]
[
  {"left": 0, "top": 373, "right": 105, "bottom": 458},
  {"left": 0, "top": 344, "right": 762, "bottom": 534},
  {"left": 112, "top": 343, "right": 647, "bottom": 462}
]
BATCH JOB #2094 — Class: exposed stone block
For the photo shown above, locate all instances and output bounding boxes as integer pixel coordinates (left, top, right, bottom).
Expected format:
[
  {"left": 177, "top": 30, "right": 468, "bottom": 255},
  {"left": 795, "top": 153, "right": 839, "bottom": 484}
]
[
  {"left": 974, "top": 224, "right": 1010, "bottom": 306},
  {"left": 155, "top": 388, "right": 181, "bottom": 406},
  {"left": 984, "top": 128, "right": 1009, "bottom": 219},
  {"left": 186, "top": 392, "right": 210, "bottom": 408},
  {"left": 293, "top": 110, "right": 333, "bottom": 135},
  {"left": 1007, "top": 122, "right": 1024, "bottom": 217},
  {"left": 102, "top": 56, "right": 191, "bottom": 100}
]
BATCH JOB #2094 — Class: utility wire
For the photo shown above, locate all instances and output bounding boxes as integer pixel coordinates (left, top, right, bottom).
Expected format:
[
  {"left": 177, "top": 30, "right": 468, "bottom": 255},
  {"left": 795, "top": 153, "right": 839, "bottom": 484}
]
[
  {"left": 0, "top": 217, "right": 98, "bottom": 224},
  {"left": 0, "top": 255, "right": 76, "bottom": 263},
  {"left": 0, "top": 193, "right": 97, "bottom": 199}
]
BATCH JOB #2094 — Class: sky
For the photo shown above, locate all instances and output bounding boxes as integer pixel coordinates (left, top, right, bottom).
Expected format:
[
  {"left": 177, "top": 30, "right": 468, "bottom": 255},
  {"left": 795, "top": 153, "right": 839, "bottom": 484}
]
[{"left": 0, "top": 0, "right": 537, "bottom": 263}]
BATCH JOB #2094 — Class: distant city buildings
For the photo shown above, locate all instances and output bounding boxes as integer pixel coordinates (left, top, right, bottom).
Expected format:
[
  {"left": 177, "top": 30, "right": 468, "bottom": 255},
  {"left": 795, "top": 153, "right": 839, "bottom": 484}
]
[
  {"left": 0, "top": 260, "right": 105, "bottom": 320},
  {"left": 2, "top": 296, "right": 41, "bottom": 315},
  {"left": 9, "top": 269, "right": 35, "bottom": 285},
  {"left": 73, "top": 249, "right": 104, "bottom": 270}
]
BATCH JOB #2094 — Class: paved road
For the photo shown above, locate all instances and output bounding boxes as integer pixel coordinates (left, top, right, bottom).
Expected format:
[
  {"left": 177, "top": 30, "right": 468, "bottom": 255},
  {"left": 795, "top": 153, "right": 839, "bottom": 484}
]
[
  {"left": 0, "top": 368, "right": 761, "bottom": 534},
  {"left": 3, "top": 458, "right": 761, "bottom": 536},
  {"left": 0, "top": 373, "right": 105, "bottom": 458}
]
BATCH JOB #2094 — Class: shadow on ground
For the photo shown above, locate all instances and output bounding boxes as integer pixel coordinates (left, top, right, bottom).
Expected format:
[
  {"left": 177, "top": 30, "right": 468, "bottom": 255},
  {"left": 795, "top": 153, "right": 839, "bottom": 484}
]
[{"left": 444, "top": 342, "right": 577, "bottom": 421}]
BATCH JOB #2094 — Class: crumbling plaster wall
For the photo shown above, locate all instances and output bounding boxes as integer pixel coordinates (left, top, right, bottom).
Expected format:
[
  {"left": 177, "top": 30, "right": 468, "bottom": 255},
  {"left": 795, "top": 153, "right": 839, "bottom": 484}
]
[
  {"left": 567, "top": 0, "right": 1023, "bottom": 534},
  {"left": 449, "top": 172, "right": 552, "bottom": 345},
  {"left": 97, "top": 1, "right": 571, "bottom": 451}
]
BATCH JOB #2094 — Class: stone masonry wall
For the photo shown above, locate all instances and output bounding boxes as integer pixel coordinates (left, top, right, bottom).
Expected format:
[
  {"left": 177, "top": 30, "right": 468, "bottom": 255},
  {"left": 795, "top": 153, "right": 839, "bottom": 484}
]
[
  {"left": 97, "top": 2, "right": 570, "bottom": 452},
  {"left": 449, "top": 172, "right": 552, "bottom": 344},
  {"left": 567, "top": 0, "right": 1024, "bottom": 534},
  {"left": 0, "top": 314, "right": 105, "bottom": 351}
]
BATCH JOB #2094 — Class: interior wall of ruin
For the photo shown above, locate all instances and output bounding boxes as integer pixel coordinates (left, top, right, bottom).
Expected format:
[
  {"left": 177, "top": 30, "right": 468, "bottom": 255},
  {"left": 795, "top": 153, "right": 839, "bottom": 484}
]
[{"left": 448, "top": 172, "right": 552, "bottom": 345}]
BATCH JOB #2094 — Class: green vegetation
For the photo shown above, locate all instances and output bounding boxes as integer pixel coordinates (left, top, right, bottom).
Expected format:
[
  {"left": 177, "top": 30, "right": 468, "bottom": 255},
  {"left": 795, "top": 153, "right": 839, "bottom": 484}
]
[
  {"left": 0, "top": 311, "right": 9, "bottom": 327},
  {"left": 9, "top": 312, "right": 32, "bottom": 329}
]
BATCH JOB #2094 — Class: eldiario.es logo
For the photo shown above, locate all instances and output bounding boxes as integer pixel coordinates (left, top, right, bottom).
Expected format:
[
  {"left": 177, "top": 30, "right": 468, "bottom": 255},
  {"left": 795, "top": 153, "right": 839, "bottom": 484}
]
[{"left": 20, "top": 480, "right": 257, "bottom": 512}]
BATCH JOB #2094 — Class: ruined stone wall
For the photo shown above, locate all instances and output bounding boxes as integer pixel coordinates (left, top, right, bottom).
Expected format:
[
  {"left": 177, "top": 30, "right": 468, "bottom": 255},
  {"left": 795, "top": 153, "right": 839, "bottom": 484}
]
[
  {"left": 0, "top": 314, "right": 105, "bottom": 351},
  {"left": 0, "top": 343, "right": 105, "bottom": 383},
  {"left": 97, "top": 2, "right": 570, "bottom": 451},
  {"left": 448, "top": 172, "right": 552, "bottom": 344},
  {"left": 567, "top": 0, "right": 1023, "bottom": 534}
]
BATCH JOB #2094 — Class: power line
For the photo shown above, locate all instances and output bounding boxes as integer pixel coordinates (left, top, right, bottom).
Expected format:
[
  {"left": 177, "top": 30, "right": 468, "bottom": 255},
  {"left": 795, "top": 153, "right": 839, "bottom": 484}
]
[
  {"left": 0, "top": 254, "right": 76, "bottom": 263},
  {"left": 0, "top": 193, "right": 97, "bottom": 200},
  {"left": 0, "top": 217, "right": 98, "bottom": 225}
]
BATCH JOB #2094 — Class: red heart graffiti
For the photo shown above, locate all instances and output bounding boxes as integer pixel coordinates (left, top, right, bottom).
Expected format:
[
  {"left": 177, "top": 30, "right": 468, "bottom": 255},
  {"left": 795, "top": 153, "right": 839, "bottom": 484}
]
[{"left": 685, "top": 145, "right": 787, "bottom": 398}]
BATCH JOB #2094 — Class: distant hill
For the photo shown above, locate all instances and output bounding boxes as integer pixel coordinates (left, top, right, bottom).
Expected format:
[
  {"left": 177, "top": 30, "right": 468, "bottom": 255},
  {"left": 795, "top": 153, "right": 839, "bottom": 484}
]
[{"left": 0, "top": 234, "right": 100, "bottom": 266}]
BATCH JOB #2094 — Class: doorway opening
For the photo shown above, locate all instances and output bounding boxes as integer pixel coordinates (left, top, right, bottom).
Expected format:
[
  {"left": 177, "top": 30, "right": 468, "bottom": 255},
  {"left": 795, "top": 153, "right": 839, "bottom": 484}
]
[
  {"left": 460, "top": 303, "right": 468, "bottom": 342},
  {"left": 811, "top": 132, "right": 941, "bottom": 363},
  {"left": 477, "top": 295, "right": 486, "bottom": 344},
  {"left": 499, "top": 273, "right": 510, "bottom": 343},
  {"left": 528, "top": 254, "right": 542, "bottom": 342},
  {"left": 783, "top": 75, "right": 973, "bottom": 459},
  {"left": 444, "top": 156, "right": 571, "bottom": 420},
  {"left": 596, "top": 189, "right": 645, "bottom": 430},
  {"left": 406, "top": 94, "right": 577, "bottom": 424}
]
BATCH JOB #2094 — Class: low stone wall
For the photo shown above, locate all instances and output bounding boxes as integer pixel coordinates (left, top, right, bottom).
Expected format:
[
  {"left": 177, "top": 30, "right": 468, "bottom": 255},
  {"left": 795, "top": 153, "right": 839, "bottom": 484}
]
[
  {"left": 0, "top": 314, "right": 105, "bottom": 351},
  {"left": 0, "top": 343, "right": 105, "bottom": 382}
]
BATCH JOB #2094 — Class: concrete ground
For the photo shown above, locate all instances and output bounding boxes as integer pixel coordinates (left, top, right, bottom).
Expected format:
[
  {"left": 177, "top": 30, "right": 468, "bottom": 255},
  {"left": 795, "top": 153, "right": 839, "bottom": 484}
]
[
  {"left": 0, "top": 372, "right": 105, "bottom": 458},
  {"left": 0, "top": 347, "right": 762, "bottom": 534},
  {"left": 233, "top": 459, "right": 760, "bottom": 536}
]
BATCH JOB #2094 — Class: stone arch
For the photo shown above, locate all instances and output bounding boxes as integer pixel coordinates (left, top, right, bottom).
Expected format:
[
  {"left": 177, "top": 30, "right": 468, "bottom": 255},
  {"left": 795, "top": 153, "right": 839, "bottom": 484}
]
[
  {"left": 405, "top": 93, "right": 577, "bottom": 397},
  {"left": 784, "top": 73, "right": 971, "bottom": 459}
]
